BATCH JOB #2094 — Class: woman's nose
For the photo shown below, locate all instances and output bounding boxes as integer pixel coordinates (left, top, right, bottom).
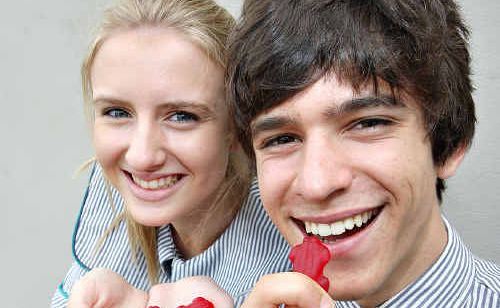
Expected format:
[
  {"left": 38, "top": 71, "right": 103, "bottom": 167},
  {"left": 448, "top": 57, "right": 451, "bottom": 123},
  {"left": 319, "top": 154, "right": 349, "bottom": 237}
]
[{"left": 124, "top": 121, "right": 166, "bottom": 171}]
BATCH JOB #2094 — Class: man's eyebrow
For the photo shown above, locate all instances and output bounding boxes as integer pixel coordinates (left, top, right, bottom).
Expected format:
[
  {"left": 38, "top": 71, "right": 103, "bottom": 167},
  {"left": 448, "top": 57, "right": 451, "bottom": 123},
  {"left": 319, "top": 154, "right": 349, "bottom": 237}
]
[
  {"left": 251, "top": 95, "right": 403, "bottom": 137},
  {"left": 251, "top": 116, "right": 297, "bottom": 138},
  {"left": 324, "top": 94, "right": 404, "bottom": 117}
]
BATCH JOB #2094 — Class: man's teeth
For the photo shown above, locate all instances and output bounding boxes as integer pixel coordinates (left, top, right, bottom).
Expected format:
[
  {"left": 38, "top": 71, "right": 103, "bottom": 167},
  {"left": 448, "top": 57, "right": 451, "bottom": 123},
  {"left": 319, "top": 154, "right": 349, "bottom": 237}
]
[
  {"left": 132, "top": 175, "right": 179, "bottom": 190},
  {"left": 305, "top": 210, "right": 376, "bottom": 237}
]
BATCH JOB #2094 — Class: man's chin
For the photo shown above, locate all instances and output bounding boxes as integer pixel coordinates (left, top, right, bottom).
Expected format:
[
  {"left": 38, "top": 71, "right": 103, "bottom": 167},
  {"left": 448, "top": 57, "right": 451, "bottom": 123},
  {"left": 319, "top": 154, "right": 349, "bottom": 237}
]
[{"left": 324, "top": 265, "right": 385, "bottom": 304}]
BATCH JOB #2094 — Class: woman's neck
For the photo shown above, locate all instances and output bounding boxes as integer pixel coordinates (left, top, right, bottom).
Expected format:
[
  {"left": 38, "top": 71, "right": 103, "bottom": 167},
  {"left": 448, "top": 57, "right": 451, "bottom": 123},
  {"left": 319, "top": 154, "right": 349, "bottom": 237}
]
[{"left": 171, "top": 192, "right": 241, "bottom": 259}]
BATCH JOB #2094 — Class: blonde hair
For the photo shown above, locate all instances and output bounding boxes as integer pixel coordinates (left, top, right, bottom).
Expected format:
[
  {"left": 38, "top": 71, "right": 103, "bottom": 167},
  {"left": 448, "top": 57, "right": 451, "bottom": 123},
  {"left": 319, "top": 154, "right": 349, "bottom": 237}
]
[{"left": 82, "top": 0, "right": 250, "bottom": 284}]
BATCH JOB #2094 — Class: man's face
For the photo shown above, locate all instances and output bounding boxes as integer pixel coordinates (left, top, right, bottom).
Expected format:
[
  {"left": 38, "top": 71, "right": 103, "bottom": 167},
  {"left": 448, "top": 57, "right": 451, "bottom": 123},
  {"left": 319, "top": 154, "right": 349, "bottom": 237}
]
[{"left": 251, "top": 75, "right": 462, "bottom": 305}]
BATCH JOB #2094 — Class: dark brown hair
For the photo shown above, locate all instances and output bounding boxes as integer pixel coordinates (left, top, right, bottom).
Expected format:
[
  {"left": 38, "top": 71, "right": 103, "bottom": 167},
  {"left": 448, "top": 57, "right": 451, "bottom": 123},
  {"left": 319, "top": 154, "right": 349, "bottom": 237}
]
[{"left": 227, "top": 0, "right": 476, "bottom": 200}]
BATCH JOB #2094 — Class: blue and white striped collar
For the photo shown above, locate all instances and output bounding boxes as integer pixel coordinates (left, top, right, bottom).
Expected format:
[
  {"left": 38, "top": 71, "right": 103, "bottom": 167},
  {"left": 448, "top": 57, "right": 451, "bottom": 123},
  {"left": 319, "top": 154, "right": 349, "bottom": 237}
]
[
  {"left": 157, "top": 224, "right": 178, "bottom": 271},
  {"left": 379, "top": 216, "right": 475, "bottom": 307},
  {"left": 336, "top": 216, "right": 477, "bottom": 307}
]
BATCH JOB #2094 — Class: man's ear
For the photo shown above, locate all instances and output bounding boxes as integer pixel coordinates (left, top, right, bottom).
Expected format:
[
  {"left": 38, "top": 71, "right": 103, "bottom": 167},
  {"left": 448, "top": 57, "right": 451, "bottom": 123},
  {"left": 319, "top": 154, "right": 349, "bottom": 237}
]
[{"left": 437, "top": 144, "right": 467, "bottom": 180}]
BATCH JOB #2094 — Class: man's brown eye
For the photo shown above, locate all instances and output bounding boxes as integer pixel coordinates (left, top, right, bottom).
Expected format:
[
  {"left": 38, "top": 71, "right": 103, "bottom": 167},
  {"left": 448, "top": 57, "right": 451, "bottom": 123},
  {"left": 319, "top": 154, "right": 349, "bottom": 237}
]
[
  {"left": 263, "top": 135, "right": 298, "bottom": 148},
  {"left": 355, "top": 118, "right": 391, "bottom": 129}
]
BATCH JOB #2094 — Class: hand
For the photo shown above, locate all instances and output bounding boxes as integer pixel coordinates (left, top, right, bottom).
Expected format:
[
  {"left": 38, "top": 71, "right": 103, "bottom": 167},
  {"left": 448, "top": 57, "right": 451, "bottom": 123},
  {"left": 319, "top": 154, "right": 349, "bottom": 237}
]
[
  {"left": 241, "top": 272, "right": 335, "bottom": 308},
  {"left": 147, "top": 276, "right": 233, "bottom": 308},
  {"left": 68, "top": 268, "right": 148, "bottom": 308}
]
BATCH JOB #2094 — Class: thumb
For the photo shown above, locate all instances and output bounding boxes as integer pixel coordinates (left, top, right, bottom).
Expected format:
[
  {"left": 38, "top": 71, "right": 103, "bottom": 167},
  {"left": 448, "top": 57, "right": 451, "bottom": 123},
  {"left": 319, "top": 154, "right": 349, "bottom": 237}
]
[
  {"left": 319, "top": 293, "right": 335, "bottom": 308},
  {"left": 242, "top": 272, "right": 335, "bottom": 308}
]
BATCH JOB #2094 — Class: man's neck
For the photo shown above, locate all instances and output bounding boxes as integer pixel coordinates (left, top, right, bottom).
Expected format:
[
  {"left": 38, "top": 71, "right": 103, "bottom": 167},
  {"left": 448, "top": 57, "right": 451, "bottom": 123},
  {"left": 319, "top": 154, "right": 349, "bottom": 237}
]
[{"left": 357, "top": 207, "right": 448, "bottom": 307}]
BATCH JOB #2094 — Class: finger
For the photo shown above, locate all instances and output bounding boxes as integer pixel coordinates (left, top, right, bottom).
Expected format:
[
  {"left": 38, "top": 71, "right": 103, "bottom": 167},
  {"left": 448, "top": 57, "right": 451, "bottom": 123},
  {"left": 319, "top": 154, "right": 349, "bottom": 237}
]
[
  {"left": 68, "top": 271, "right": 99, "bottom": 308},
  {"left": 68, "top": 268, "right": 148, "bottom": 308},
  {"left": 122, "top": 287, "right": 149, "bottom": 308},
  {"left": 147, "top": 276, "right": 233, "bottom": 308},
  {"left": 146, "top": 283, "right": 175, "bottom": 308},
  {"left": 241, "top": 272, "right": 335, "bottom": 308}
]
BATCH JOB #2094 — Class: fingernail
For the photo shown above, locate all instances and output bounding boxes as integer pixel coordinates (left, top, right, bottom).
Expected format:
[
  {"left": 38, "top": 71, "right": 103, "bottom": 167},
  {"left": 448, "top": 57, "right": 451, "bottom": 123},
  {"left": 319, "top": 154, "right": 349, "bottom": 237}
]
[{"left": 320, "top": 294, "right": 334, "bottom": 308}]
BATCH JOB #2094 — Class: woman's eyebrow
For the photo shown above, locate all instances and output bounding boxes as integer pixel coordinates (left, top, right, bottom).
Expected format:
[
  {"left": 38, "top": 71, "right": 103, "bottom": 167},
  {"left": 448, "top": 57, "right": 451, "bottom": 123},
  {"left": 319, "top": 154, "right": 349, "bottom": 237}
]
[
  {"left": 159, "top": 100, "right": 215, "bottom": 114},
  {"left": 93, "top": 96, "right": 125, "bottom": 105},
  {"left": 93, "top": 96, "right": 216, "bottom": 115}
]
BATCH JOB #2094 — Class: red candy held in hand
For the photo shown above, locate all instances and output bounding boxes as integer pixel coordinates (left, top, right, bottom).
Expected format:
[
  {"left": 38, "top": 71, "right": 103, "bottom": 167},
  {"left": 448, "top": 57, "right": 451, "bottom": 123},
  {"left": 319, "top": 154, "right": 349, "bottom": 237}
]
[
  {"left": 289, "top": 235, "right": 331, "bottom": 291},
  {"left": 177, "top": 296, "right": 215, "bottom": 308}
]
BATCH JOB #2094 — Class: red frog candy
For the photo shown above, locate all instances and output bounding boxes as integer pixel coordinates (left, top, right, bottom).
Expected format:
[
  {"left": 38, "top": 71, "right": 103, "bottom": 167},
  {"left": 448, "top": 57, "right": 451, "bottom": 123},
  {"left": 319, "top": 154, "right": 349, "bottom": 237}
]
[
  {"left": 289, "top": 235, "right": 331, "bottom": 292},
  {"left": 176, "top": 296, "right": 215, "bottom": 308}
]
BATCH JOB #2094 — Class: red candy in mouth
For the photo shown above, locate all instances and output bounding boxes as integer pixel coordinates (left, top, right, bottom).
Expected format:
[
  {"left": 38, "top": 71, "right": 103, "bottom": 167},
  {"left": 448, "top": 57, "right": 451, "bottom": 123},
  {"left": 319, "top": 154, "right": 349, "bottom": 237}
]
[
  {"left": 289, "top": 235, "right": 331, "bottom": 292},
  {"left": 177, "top": 297, "right": 214, "bottom": 308}
]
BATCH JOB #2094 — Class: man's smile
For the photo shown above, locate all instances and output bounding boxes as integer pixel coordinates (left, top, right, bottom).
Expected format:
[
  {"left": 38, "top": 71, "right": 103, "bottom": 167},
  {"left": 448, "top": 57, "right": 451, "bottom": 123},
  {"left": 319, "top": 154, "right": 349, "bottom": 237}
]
[{"left": 295, "top": 206, "right": 383, "bottom": 243}]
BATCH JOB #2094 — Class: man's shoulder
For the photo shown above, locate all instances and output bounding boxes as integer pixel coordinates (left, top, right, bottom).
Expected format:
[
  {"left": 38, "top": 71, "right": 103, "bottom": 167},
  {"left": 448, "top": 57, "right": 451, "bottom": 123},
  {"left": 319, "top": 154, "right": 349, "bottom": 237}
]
[
  {"left": 447, "top": 219, "right": 500, "bottom": 303},
  {"left": 460, "top": 256, "right": 500, "bottom": 307},
  {"left": 472, "top": 256, "right": 500, "bottom": 293}
]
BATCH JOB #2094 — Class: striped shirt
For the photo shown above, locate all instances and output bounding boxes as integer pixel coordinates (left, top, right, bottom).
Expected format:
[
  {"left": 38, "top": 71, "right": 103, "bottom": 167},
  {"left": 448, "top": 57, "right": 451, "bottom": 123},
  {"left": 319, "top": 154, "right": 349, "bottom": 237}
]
[
  {"left": 336, "top": 217, "right": 500, "bottom": 307},
  {"left": 51, "top": 163, "right": 292, "bottom": 307}
]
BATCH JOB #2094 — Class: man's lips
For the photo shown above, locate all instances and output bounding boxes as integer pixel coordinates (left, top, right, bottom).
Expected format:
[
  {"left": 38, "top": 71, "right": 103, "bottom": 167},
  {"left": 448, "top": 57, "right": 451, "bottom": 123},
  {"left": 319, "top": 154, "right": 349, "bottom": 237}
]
[{"left": 294, "top": 205, "right": 383, "bottom": 242}]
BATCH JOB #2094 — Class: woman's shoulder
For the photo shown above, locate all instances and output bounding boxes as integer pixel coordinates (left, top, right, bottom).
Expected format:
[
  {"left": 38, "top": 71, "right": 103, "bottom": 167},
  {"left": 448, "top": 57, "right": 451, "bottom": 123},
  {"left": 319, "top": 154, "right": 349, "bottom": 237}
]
[{"left": 71, "top": 163, "right": 149, "bottom": 284}]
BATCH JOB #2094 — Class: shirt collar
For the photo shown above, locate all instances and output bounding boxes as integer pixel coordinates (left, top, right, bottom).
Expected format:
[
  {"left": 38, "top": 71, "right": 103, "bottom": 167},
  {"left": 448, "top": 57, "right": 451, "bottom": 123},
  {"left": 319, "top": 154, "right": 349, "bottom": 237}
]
[{"left": 157, "top": 224, "right": 179, "bottom": 270}]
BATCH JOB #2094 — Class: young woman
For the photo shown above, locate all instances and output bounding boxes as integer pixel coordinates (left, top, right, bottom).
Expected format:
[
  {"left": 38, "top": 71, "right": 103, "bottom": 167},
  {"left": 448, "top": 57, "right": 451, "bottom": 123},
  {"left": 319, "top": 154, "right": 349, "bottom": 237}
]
[{"left": 51, "top": 0, "right": 290, "bottom": 306}]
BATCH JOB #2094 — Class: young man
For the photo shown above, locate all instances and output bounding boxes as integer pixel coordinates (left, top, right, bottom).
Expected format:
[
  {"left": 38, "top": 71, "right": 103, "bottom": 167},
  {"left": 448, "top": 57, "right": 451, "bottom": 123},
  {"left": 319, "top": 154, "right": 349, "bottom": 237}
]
[{"left": 227, "top": 0, "right": 500, "bottom": 307}]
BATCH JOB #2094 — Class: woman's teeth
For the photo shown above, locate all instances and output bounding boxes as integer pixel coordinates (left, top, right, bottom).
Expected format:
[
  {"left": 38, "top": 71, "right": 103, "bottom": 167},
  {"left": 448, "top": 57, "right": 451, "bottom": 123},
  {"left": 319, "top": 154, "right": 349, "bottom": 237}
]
[
  {"left": 132, "top": 174, "right": 180, "bottom": 190},
  {"left": 304, "top": 209, "right": 377, "bottom": 237}
]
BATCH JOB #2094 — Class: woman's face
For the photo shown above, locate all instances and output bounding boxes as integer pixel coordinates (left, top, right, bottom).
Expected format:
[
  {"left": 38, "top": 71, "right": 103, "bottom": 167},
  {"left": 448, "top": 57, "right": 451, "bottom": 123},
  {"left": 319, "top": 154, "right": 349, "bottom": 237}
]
[{"left": 91, "top": 27, "right": 231, "bottom": 228}]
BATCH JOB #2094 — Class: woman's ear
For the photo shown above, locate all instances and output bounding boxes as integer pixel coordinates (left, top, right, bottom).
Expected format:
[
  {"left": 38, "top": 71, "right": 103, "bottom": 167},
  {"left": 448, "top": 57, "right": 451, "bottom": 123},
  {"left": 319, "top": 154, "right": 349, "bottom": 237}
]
[{"left": 437, "top": 144, "right": 467, "bottom": 180}]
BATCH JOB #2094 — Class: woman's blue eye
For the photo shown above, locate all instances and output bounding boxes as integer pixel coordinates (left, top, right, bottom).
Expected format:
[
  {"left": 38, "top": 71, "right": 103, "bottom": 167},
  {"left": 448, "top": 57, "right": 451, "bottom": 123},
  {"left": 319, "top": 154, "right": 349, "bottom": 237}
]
[
  {"left": 169, "top": 111, "right": 198, "bottom": 122},
  {"left": 105, "top": 108, "right": 130, "bottom": 118}
]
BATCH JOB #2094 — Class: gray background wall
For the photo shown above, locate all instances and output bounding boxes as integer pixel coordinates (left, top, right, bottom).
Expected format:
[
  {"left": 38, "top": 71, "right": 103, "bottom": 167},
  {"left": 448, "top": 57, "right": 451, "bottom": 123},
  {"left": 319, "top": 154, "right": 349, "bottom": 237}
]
[{"left": 1, "top": 0, "right": 498, "bottom": 307}]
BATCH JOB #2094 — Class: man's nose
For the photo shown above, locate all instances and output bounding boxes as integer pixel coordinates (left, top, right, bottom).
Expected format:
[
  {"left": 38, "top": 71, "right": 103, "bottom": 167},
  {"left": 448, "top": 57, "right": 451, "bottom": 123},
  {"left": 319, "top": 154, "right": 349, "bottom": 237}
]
[
  {"left": 125, "top": 121, "right": 166, "bottom": 171},
  {"left": 295, "top": 135, "right": 353, "bottom": 201}
]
